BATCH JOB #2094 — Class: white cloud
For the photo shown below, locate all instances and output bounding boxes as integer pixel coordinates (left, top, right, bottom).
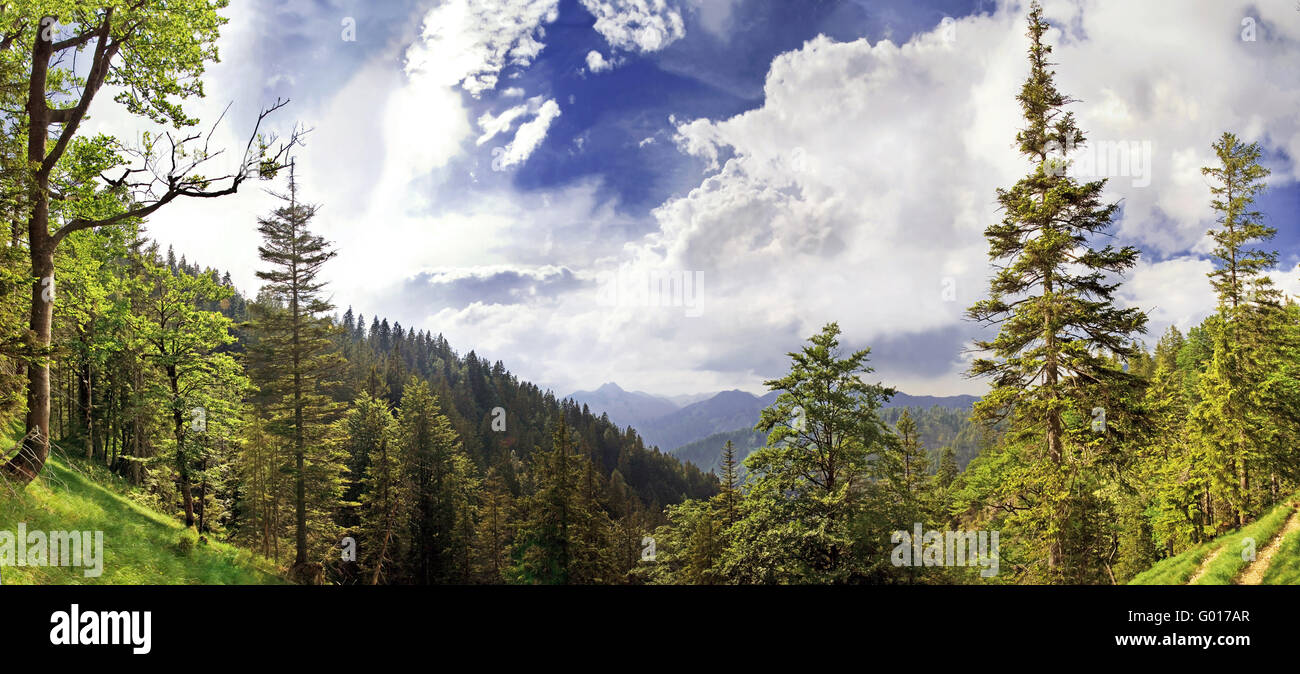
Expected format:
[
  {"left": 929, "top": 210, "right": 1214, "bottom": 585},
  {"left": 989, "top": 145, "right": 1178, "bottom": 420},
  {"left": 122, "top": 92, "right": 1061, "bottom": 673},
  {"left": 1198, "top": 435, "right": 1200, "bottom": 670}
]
[
  {"left": 477, "top": 95, "right": 555, "bottom": 146},
  {"left": 405, "top": 0, "right": 560, "bottom": 97},
  {"left": 100, "top": 0, "right": 1300, "bottom": 400},
  {"left": 586, "top": 50, "right": 614, "bottom": 73},
  {"left": 428, "top": 1, "right": 1300, "bottom": 397},
  {"left": 686, "top": 0, "right": 739, "bottom": 38},
  {"left": 1119, "top": 256, "right": 1218, "bottom": 336},
  {"left": 496, "top": 99, "right": 562, "bottom": 169},
  {"left": 580, "top": 0, "right": 686, "bottom": 53},
  {"left": 477, "top": 103, "right": 532, "bottom": 146}
]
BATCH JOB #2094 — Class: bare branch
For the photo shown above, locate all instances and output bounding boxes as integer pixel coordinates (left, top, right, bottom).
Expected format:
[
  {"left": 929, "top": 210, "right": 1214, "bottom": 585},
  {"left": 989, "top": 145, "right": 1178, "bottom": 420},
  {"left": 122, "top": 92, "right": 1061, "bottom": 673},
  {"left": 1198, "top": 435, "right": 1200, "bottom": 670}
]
[{"left": 51, "top": 98, "right": 306, "bottom": 246}]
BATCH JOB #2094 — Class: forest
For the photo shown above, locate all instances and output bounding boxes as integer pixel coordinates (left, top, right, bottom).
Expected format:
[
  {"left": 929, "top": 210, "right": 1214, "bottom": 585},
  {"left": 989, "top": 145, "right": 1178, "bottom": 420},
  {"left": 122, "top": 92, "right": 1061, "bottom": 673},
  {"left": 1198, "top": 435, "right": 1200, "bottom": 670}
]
[{"left": 2, "top": 2, "right": 1298, "bottom": 586}]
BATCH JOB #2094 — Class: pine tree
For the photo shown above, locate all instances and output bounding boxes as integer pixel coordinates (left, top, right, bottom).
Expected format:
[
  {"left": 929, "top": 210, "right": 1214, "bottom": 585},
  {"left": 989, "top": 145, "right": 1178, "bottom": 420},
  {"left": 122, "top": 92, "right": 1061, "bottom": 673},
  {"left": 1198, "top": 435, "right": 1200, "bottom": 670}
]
[
  {"left": 1202, "top": 133, "right": 1276, "bottom": 316},
  {"left": 397, "top": 378, "right": 478, "bottom": 584},
  {"left": 937, "top": 447, "right": 958, "bottom": 489},
  {"left": 473, "top": 469, "right": 515, "bottom": 583},
  {"left": 248, "top": 162, "right": 346, "bottom": 580},
  {"left": 1190, "top": 133, "right": 1280, "bottom": 526},
  {"left": 235, "top": 413, "right": 291, "bottom": 562},
  {"left": 880, "top": 409, "right": 933, "bottom": 528},
  {"left": 965, "top": 1, "right": 1148, "bottom": 582},
  {"left": 509, "top": 415, "right": 611, "bottom": 584},
  {"left": 723, "top": 322, "right": 896, "bottom": 584},
  {"left": 717, "top": 439, "right": 741, "bottom": 527},
  {"left": 346, "top": 393, "right": 407, "bottom": 584},
  {"left": 1139, "top": 327, "right": 1207, "bottom": 550}
]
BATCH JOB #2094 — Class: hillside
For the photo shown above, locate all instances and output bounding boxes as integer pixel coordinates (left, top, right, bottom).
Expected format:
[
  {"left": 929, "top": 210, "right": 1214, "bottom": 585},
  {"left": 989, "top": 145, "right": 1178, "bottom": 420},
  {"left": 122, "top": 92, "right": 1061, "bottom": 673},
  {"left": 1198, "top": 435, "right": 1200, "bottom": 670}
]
[
  {"left": 671, "top": 428, "right": 767, "bottom": 474},
  {"left": 574, "top": 384, "right": 982, "bottom": 457},
  {"left": 670, "top": 403, "right": 990, "bottom": 476},
  {"left": 1128, "top": 495, "right": 1300, "bottom": 585},
  {"left": 0, "top": 456, "right": 281, "bottom": 585},
  {"left": 632, "top": 390, "right": 781, "bottom": 451}
]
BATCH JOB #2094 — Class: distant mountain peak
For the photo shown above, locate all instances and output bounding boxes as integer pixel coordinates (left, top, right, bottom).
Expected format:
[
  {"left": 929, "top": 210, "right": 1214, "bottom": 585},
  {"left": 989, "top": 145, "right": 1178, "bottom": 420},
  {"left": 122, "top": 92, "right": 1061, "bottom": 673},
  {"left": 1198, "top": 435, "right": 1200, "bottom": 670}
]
[{"left": 567, "top": 382, "right": 679, "bottom": 428}]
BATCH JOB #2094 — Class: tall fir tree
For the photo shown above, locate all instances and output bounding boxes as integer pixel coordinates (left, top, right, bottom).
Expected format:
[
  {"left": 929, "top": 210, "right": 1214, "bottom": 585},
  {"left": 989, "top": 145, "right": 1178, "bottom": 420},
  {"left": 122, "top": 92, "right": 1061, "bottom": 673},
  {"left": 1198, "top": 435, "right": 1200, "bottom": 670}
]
[
  {"left": 248, "top": 162, "right": 347, "bottom": 580},
  {"left": 1189, "top": 133, "right": 1279, "bottom": 526},
  {"left": 509, "top": 415, "right": 612, "bottom": 584},
  {"left": 965, "top": 2, "right": 1148, "bottom": 582}
]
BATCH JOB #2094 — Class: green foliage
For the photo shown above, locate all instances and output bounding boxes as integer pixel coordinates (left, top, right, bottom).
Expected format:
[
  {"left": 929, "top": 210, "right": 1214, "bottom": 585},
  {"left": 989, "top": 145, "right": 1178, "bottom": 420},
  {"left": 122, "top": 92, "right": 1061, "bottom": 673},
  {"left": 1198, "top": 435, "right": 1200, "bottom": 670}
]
[
  {"left": 508, "top": 416, "right": 615, "bottom": 584},
  {"left": 719, "top": 323, "right": 896, "bottom": 583},
  {"left": 397, "top": 379, "right": 478, "bottom": 584},
  {"left": 246, "top": 169, "right": 346, "bottom": 573},
  {"left": 963, "top": 1, "right": 1148, "bottom": 583}
]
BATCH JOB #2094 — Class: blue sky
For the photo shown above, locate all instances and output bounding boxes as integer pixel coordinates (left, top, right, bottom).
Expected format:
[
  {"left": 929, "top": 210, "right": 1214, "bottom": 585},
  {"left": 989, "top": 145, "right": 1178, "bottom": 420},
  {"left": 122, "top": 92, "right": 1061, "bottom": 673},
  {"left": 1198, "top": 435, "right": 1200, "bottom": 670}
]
[{"left": 105, "top": 0, "right": 1300, "bottom": 398}]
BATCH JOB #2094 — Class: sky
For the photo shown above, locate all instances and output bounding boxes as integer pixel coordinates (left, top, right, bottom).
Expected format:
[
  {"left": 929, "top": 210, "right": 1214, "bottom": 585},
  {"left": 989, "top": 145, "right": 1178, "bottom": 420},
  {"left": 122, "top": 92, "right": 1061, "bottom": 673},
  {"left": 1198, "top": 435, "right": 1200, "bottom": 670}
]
[{"left": 82, "top": 0, "right": 1300, "bottom": 398}]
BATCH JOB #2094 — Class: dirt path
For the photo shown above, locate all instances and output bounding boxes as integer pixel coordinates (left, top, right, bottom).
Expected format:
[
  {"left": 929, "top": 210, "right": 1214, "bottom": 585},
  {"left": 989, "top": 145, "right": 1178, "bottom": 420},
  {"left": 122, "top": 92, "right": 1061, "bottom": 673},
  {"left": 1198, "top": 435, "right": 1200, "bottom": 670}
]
[
  {"left": 1236, "top": 504, "right": 1300, "bottom": 585},
  {"left": 1187, "top": 545, "right": 1225, "bottom": 585}
]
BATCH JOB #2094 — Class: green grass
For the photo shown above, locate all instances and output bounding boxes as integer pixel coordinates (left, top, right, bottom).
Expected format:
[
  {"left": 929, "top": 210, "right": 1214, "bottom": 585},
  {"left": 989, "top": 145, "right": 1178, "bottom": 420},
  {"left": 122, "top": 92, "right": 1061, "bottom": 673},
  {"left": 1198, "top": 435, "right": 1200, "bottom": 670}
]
[
  {"left": 1260, "top": 520, "right": 1300, "bottom": 585},
  {"left": 1, "top": 457, "right": 282, "bottom": 585},
  {"left": 1128, "top": 496, "right": 1299, "bottom": 586},
  {"left": 1128, "top": 541, "right": 1214, "bottom": 585},
  {"left": 1191, "top": 500, "right": 1294, "bottom": 585}
]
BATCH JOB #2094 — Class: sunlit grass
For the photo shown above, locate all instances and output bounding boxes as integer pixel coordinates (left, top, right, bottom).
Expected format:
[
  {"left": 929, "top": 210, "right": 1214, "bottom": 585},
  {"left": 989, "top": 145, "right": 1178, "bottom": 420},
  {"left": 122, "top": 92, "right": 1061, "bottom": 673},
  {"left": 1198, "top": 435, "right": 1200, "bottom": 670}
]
[
  {"left": 0, "top": 457, "right": 281, "bottom": 585},
  {"left": 1192, "top": 500, "right": 1294, "bottom": 585}
]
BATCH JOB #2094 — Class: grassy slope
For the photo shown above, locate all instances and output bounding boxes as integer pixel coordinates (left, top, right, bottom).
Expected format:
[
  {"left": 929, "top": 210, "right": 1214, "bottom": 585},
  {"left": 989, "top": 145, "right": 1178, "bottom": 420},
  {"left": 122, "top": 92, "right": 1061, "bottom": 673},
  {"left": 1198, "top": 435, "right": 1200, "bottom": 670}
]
[
  {"left": 1260, "top": 523, "right": 1300, "bottom": 584},
  {"left": 1129, "top": 496, "right": 1299, "bottom": 586},
  {"left": 1, "top": 457, "right": 281, "bottom": 585}
]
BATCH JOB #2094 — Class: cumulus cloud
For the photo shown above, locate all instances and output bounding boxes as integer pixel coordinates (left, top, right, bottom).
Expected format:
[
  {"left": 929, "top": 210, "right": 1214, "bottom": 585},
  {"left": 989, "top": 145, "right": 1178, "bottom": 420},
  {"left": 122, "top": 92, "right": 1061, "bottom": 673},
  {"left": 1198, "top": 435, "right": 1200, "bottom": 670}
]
[
  {"left": 580, "top": 0, "right": 687, "bottom": 53},
  {"left": 430, "top": 0, "right": 1300, "bottom": 396},
  {"left": 121, "top": 0, "right": 1300, "bottom": 399},
  {"left": 586, "top": 50, "right": 615, "bottom": 73}
]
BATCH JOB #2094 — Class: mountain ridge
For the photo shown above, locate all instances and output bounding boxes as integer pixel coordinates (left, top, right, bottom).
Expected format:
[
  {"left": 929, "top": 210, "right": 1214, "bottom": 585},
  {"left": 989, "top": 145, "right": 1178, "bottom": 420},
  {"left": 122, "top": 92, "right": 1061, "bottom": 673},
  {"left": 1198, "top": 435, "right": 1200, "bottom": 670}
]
[{"left": 568, "top": 383, "right": 980, "bottom": 454}]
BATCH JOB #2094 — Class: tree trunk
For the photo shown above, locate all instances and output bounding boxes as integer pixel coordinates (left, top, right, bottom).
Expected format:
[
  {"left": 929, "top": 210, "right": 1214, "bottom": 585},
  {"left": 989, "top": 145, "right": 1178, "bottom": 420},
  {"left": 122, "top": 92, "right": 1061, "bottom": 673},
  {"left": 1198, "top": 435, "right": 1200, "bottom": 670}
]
[
  {"left": 169, "top": 369, "right": 195, "bottom": 528},
  {"left": 3, "top": 243, "right": 54, "bottom": 484},
  {"left": 2, "top": 22, "right": 55, "bottom": 486}
]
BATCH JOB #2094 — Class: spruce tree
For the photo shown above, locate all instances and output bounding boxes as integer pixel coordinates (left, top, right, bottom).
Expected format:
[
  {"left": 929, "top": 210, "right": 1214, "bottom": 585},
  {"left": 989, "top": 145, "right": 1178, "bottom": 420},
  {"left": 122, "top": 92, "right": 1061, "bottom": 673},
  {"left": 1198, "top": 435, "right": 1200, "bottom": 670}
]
[
  {"left": 1202, "top": 133, "right": 1276, "bottom": 316},
  {"left": 717, "top": 439, "right": 741, "bottom": 527},
  {"left": 966, "top": 2, "right": 1147, "bottom": 581},
  {"left": 937, "top": 447, "right": 958, "bottom": 489},
  {"left": 880, "top": 408, "right": 932, "bottom": 528},
  {"left": 346, "top": 392, "right": 406, "bottom": 584},
  {"left": 509, "top": 415, "right": 611, "bottom": 584},
  {"left": 1190, "top": 133, "right": 1280, "bottom": 526},
  {"left": 473, "top": 469, "right": 515, "bottom": 583},
  {"left": 248, "top": 162, "right": 346, "bottom": 580},
  {"left": 397, "top": 378, "right": 478, "bottom": 584}
]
